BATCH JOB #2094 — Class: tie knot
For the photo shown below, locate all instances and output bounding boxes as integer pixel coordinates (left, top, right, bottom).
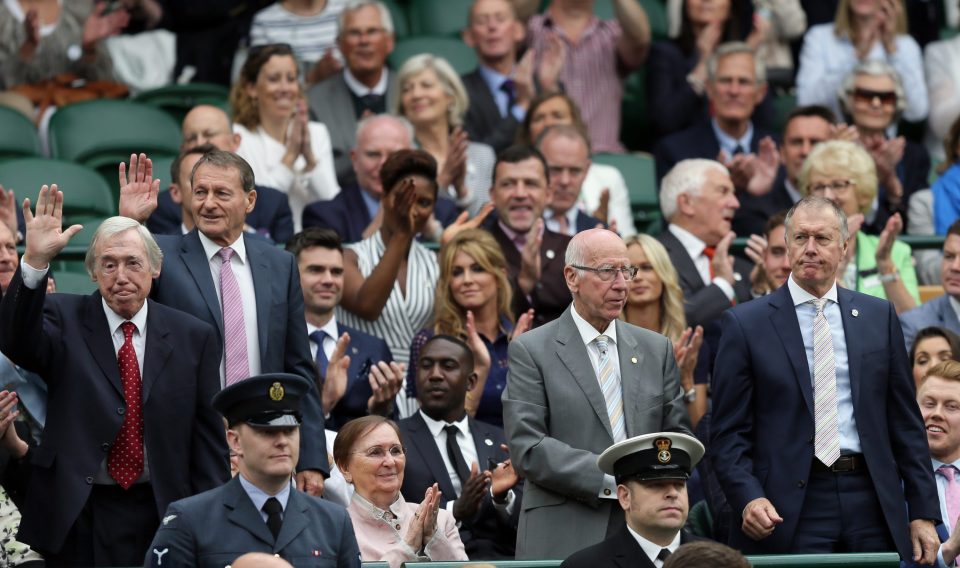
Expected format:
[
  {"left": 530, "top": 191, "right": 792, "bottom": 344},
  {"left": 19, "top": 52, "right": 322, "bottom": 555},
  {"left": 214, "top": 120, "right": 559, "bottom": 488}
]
[
  {"left": 595, "top": 335, "right": 611, "bottom": 355},
  {"left": 219, "top": 247, "right": 235, "bottom": 263},
  {"left": 940, "top": 465, "right": 957, "bottom": 481},
  {"left": 121, "top": 321, "right": 137, "bottom": 339},
  {"left": 500, "top": 78, "right": 515, "bottom": 93},
  {"left": 444, "top": 424, "right": 460, "bottom": 438},
  {"left": 810, "top": 298, "right": 828, "bottom": 314},
  {"left": 309, "top": 330, "right": 327, "bottom": 345},
  {"left": 263, "top": 496, "right": 283, "bottom": 515},
  {"left": 703, "top": 246, "right": 715, "bottom": 260},
  {"left": 657, "top": 548, "right": 672, "bottom": 561}
]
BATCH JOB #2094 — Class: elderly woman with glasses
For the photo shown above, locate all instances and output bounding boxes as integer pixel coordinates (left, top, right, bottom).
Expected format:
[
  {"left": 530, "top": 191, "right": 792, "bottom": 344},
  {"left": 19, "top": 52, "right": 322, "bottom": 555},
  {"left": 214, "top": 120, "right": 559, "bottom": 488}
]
[
  {"left": 334, "top": 416, "right": 467, "bottom": 567},
  {"left": 799, "top": 139, "right": 919, "bottom": 313}
]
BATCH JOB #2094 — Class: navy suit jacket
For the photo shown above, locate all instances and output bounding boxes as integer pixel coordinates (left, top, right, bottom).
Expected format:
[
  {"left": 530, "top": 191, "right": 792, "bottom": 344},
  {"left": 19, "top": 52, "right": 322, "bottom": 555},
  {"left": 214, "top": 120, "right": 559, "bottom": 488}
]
[
  {"left": 710, "top": 284, "right": 940, "bottom": 559},
  {"left": 0, "top": 268, "right": 229, "bottom": 554},
  {"left": 147, "top": 186, "right": 294, "bottom": 245},
  {"left": 323, "top": 322, "right": 394, "bottom": 431},
  {"left": 461, "top": 68, "right": 521, "bottom": 153},
  {"left": 562, "top": 525, "right": 699, "bottom": 568},
  {"left": 301, "top": 185, "right": 462, "bottom": 244},
  {"left": 733, "top": 169, "right": 796, "bottom": 238},
  {"left": 398, "top": 412, "right": 519, "bottom": 559},
  {"left": 899, "top": 295, "right": 960, "bottom": 352},
  {"left": 150, "top": 230, "right": 328, "bottom": 474},
  {"left": 146, "top": 475, "right": 361, "bottom": 568},
  {"left": 654, "top": 120, "right": 774, "bottom": 182}
]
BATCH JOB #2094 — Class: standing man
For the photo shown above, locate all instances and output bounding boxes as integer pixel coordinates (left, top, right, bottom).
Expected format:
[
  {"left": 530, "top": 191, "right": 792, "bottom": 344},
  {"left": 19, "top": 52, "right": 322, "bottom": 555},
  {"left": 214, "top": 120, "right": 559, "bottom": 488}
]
[
  {"left": 711, "top": 196, "right": 940, "bottom": 561},
  {"left": 562, "top": 432, "right": 705, "bottom": 567},
  {"left": 900, "top": 220, "right": 960, "bottom": 350},
  {"left": 119, "top": 150, "right": 329, "bottom": 496},
  {"left": 285, "top": 227, "right": 401, "bottom": 430},
  {"left": 145, "top": 373, "right": 362, "bottom": 567},
  {"left": 400, "top": 335, "right": 521, "bottom": 559},
  {"left": 1, "top": 188, "right": 227, "bottom": 565},
  {"left": 503, "top": 228, "right": 691, "bottom": 560}
]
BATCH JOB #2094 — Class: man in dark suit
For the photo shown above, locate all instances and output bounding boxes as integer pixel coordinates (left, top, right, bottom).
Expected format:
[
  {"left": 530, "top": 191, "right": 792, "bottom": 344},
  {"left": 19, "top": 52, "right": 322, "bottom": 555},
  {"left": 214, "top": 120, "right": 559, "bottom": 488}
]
[
  {"left": 485, "top": 144, "right": 571, "bottom": 327},
  {"left": 562, "top": 432, "right": 705, "bottom": 568},
  {"left": 538, "top": 125, "right": 610, "bottom": 236},
  {"left": 400, "top": 335, "right": 521, "bottom": 559},
  {"left": 120, "top": 150, "right": 329, "bottom": 496},
  {"left": 901, "top": 222, "right": 960, "bottom": 350},
  {"left": 301, "top": 115, "right": 460, "bottom": 243},
  {"left": 0, "top": 190, "right": 228, "bottom": 565},
  {"left": 306, "top": 1, "right": 397, "bottom": 188},
  {"left": 285, "top": 228, "right": 401, "bottom": 430},
  {"left": 657, "top": 159, "right": 752, "bottom": 328},
  {"left": 145, "top": 373, "right": 361, "bottom": 567},
  {"left": 711, "top": 196, "right": 941, "bottom": 561}
]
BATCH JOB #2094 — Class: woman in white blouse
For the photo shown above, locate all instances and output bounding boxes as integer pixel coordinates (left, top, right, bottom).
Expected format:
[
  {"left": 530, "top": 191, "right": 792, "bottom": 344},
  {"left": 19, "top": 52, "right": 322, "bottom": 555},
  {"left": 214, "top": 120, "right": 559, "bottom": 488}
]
[{"left": 230, "top": 43, "right": 340, "bottom": 231}]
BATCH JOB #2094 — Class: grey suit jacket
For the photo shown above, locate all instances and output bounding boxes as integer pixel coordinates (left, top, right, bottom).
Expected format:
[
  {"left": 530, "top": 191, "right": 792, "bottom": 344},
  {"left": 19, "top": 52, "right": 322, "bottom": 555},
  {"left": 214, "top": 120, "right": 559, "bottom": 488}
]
[
  {"left": 502, "top": 306, "right": 691, "bottom": 560},
  {"left": 306, "top": 71, "right": 398, "bottom": 188},
  {"left": 900, "top": 294, "right": 960, "bottom": 351}
]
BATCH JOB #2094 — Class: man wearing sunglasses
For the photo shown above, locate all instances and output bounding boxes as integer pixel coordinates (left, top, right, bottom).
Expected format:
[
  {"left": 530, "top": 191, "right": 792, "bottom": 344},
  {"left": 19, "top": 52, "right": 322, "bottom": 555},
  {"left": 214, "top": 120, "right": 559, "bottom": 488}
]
[{"left": 503, "top": 227, "right": 691, "bottom": 560}]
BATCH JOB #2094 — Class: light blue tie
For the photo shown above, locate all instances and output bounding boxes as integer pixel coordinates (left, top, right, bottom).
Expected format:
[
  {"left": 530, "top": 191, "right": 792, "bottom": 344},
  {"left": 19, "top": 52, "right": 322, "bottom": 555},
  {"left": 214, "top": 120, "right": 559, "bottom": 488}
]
[{"left": 595, "top": 335, "right": 625, "bottom": 442}]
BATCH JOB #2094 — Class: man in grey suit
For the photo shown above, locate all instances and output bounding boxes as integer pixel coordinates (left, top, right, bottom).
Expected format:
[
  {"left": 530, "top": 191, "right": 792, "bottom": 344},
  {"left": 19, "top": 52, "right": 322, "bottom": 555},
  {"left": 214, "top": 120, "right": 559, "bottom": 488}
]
[
  {"left": 306, "top": 0, "right": 397, "bottom": 189},
  {"left": 901, "top": 220, "right": 960, "bottom": 350},
  {"left": 503, "top": 228, "right": 691, "bottom": 560}
]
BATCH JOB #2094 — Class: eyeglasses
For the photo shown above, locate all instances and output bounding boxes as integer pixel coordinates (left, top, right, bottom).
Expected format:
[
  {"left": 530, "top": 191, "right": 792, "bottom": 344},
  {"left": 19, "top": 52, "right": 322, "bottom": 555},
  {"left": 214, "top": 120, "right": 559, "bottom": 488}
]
[
  {"left": 852, "top": 88, "right": 897, "bottom": 106},
  {"left": 809, "top": 179, "right": 856, "bottom": 195},
  {"left": 353, "top": 445, "right": 405, "bottom": 460},
  {"left": 571, "top": 265, "right": 639, "bottom": 281}
]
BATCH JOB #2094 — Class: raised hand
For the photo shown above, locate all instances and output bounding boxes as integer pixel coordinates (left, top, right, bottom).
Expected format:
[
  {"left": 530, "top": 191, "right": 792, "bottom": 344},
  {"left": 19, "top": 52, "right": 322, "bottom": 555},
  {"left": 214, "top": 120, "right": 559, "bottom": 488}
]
[
  {"left": 440, "top": 202, "right": 494, "bottom": 245},
  {"left": 591, "top": 188, "right": 610, "bottom": 224},
  {"left": 307, "top": 48, "right": 343, "bottom": 85},
  {"left": 82, "top": 2, "right": 130, "bottom": 49},
  {"left": 536, "top": 34, "right": 566, "bottom": 93},
  {"left": 22, "top": 185, "right": 83, "bottom": 269},
  {"left": 388, "top": 178, "right": 418, "bottom": 237},
  {"left": 437, "top": 128, "right": 469, "bottom": 198},
  {"left": 514, "top": 47, "right": 536, "bottom": 110},
  {"left": 20, "top": 9, "right": 40, "bottom": 58},
  {"left": 464, "top": 310, "right": 492, "bottom": 417},
  {"left": 697, "top": 20, "right": 723, "bottom": 60},
  {"left": 674, "top": 326, "right": 704, "bottom": 388},
  {"left": 452, "top": 463, "right": 489, "bottom": 521},
  {"left": 875, "top": 212, "right": 903, "bottom": 264},
  {"left": 298, "top": 100, "right": 317, "bottom": 172},
  {"left": 421, "top": 483, "right": 442, "bottom": 543},
  {"left": 711, "top": 231, "right": 736, "bottom": 285},
  {"left": 367, "top": 361, "right": 404, "bottom": 415},
  {"left": 321, "top": 332, "right": 352, "bottom": 415},
  {"left": 118, "top": 153, "right": 161, "bottom": 222},
  {"left": 828, "top": 122, "right": 860, "bottom": 142},
  {"left": 517, "top": 219, "right": 544, "bottom": 295},
  {"left": 746, "top": 137, "right": 780, "bottom": 196},
  {"left": 511, "top": 309, "right": 535, "bottom": 340},
  {"left": 0, "top": 390, "right": 27, "bottom": 459}
]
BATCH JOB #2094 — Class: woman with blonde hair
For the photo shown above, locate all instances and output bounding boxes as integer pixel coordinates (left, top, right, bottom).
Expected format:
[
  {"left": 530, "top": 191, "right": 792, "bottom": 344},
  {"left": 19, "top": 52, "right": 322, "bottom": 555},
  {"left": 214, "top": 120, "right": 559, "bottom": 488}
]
[
  {"left": 621, "top": 234, "right": 706, "bottom": 427},
  {"left": 406, "top": 229, "right": 532, "bottom": 425},
  {"left": 798, "top": 139, "right": 919, "bottom": 313}
]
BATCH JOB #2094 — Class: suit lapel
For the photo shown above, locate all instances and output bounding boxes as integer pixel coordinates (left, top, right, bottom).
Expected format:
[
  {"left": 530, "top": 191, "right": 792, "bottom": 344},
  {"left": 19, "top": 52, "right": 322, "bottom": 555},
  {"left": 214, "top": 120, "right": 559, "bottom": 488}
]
[
  {"left": 658, "top": 230, "right": 705, "bottom": 293},
  {"left": 332, "top": 75, "right": 360, "bottom": 145},
  {"left": 615, "top": 321, "right": 643, "bottom": 437},
  {"left": 610, "top": 524, "right": 653, "bottom": 568},
  {"left": 275, "top": 489, "right": 310, "bottom": 552},
  {"left": 468, "top": 417, "right": 497, "bottom": 468},
  {"left": 180, "top": 232, "right": 224, "bottom": 337},
  {"left": 81, "top": 293, "right": 124, "bottom": 398},
  {"left": 939, "top": 296, "right": 960, "bottom": 334},
  {"left": 223, "top": 477, "right": 275, "bottom": 546},
  {"left": 555, "top": 309, "right": 613, "bottom": 440},
  {"left": 768, "top": 286, "right": 814, "bottom": 419},
  {"left": 837, "top": 288, "right": 863, "bottom": 411},
  {"left": 338, "top": 323, "right": 365, "bottom": 389},
  {"left": 245, "top": 236, "right": 272, "bottom": 361},
  {"left": 140, "top": 301, "right": 173, "bottom": 402},
  {"left": 464, "top": 70, "right": 501, "bottom": 123},
  {"left": 406, "top": 413, "right": 459, "bottom": 498}
]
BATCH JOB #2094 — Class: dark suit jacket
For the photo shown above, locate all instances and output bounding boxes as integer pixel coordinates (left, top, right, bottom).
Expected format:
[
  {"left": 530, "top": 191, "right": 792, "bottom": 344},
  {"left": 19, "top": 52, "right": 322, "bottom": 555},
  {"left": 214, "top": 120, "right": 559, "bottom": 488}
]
[
  {"left": 710, "top": 284, "right": 940, "bottom": 558},
  {"left": 654, "top": 120, "right": 775, "bottom": 183},
  {"left": 656, "top": 229, "right": 753, "bottom": 328},
  {"left": 398, "top": 412, "right": 519, "bottom": 559},
  {"left": 301, "top": 185, "right": 462, "bottom": 244},
  {"left": 0, "top": 268, "right": 229, "bottom": 554},
  {"left": 145, "top": 475, "right": 361, "bottom": 568},
  {"left": 147, "top": 186, "right": 295, "bottom": 244},
  {"left": 325, "top": 322, "right": 394, "bottom": 431},
  {"left": 485, "top": 218, "right": 571, "bottom": 328},
  {"left": 151, "top": 230, "right": 328, "bottom": 474},
  {"left": 306, "top": 72, "right": 398, "bottom": 188},
  {"left": 562, "top": 525, "right": 699, "bottom": 567},
  {"left": 732, "top": 169, "right": 796, "bottom": 238},
  {"left": 461, "top": 68, "right": 521, "bottom": 153},
  {"left": 899, "top": 294, "right": 960, "bottom": 352}
]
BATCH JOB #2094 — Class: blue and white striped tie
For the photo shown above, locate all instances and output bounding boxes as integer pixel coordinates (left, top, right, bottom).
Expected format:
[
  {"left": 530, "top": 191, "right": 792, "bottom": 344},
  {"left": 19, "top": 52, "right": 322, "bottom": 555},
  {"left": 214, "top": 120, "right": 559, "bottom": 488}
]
[
  {"left": 595, "top": 335, "right": 626, "bottom": 442},
  {"left": 811, "top": 298, "right": 840, "bottom": 466}
]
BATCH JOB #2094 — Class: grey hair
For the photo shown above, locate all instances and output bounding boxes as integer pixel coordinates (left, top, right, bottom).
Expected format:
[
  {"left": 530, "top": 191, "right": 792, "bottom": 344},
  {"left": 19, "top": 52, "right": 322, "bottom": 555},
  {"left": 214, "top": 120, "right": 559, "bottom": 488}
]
[
  {"left": 393, "top": 54, "right": 470, "bottom": 128},
  {"left": 784, "top": 196, "right": 850, "bottom": 243},
  {"left": 190, "top": 150, "right": 256, "bottom": 192},
  {"left": 564, "top": 232, "right": 589, "bottom": 267},
  {"left": 707, "top": 41, "right": 766, "bottom": 84},
  {"left": 354, "top": 113, "right": 415, "bottom": 146},
  {"left": 838, "top": 60, "right": 907, "bottom": 121},
  {"left": 85, "top": 217, "right": 164, "bottom": 277},
  {"left": 659, "top": 159, "right": 729, "bottom": 220},
  {"left": 338, "top": 0, "right": 394, "bottom": 36}
]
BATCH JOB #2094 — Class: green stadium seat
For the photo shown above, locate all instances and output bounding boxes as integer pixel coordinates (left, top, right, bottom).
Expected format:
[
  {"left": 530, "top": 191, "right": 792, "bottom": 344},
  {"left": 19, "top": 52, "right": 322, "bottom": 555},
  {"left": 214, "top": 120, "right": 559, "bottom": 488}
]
[
  {"left": 771, "top": 91, "right": 797, "bottom": 141},
  {"left": 149, "top": 154, "right": 177, "bottom": 191},
  {"left": 620, "top": 68, "right": 652, "bottom": 152},
  {"left": 49, "top": 220, "right": 105, "bottom": 275},
  {"left": 591, "top": 152, "right": 661, "bottom": 233},
  {"left": 0, "top": 106, "right": 41, "bottom": 160},
  {"left": 133, "top": 82, "right": 231, "bottom": 125},
  {"left": 408, "top": 0, "right": 470, "bottom": 36},
  {"left": 388, "top": 36, "right": 478, "bottom": 75},
  {"left": 383, "top": 0, "right": 411, "bottom": 39},
  {"left": 50, "top": 268, "right": 97, "bottom": 295},
  {"left": 0, "top": 158, "right": 116, "bottom": 226}
]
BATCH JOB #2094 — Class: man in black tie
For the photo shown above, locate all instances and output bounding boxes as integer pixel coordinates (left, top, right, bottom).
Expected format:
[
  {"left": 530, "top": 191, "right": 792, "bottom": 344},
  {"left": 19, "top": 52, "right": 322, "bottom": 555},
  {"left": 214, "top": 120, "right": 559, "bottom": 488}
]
[{"left": 398, "top": 335, "right": 521, "bottom": 558}]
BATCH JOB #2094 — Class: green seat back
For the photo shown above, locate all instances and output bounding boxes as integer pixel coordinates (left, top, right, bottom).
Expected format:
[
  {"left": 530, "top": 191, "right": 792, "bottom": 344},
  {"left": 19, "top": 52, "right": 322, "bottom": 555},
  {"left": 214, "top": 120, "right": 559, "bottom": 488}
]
[
  {"left": 0, "top": 159, "right": 116, "bottom": 225},
  {"left": 0, "top": 106, "right": 41, "bottom": 160},
  {"left": 388, "top": 36, "right": 478, "bottom": 75},
  {"left": 590, "top": 0, "right": 669, "bottom": 39},
  {"left": 382, "top": 0, "right": 411, "bottom": 39},
  {"left": 133, "top": 82, "right": 231, "bottom": 125},
  {"left": 591, "top": 152, "right": 660, "bottom": 233},
  {"left": 50, "top": 268, "right": 97, "bottom": 295},
  {"left": 408, "top": 0, "right": 470, "bottom": 36}
]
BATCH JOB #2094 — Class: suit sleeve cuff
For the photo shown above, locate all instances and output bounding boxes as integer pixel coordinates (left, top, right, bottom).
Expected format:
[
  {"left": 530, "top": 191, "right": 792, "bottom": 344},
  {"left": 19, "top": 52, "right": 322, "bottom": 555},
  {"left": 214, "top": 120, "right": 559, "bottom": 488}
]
[
  {"left": 712, "top": 277, "right": 735, "bottom": 301},
  {"left": 20, "top": 261, "right": 48, "bottom": 290},
  {"left": 599, "top": 474, "right": 618, "bottom": 499}
]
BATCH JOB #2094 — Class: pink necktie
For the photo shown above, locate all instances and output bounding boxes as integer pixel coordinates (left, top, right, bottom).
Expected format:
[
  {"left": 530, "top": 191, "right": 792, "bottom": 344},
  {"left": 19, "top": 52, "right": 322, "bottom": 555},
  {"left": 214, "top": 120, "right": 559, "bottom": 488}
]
[
  {"left": 219, "top": 247, "right": 249, "bottom": 386},
  {"left": 940, "top": 465, "right": 960, "bottom": 532}
]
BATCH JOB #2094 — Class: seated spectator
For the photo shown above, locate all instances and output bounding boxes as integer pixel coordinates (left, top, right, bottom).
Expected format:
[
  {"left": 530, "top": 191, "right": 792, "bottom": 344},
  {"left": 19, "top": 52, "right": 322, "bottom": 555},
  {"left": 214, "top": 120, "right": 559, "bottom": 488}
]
[
  {"left": 334, "top": 416, "right": 468, "bottom": 567},
  {"left": 744, "top": 210, "right": 792, "bottom": 297},
  {"left": 231, "top": 43, "right": 340, "bottom": 231},
  {"left": 911, "top": 326, "right": 960, "bottom": 387},
  {"left": 621, "top": 234, "right": 706, "bottom": 427},
  {"left": 393, "top": 54, "right": 495, "bottom": 217},
  {"left": 795, "top": 0, "right": 927, "bottom": 124},
  {"left": 400, "top": 334, "right": 521, "bottom": 559},
  {"left": 249, "top": 0, "right": 346, "bottom": 87},
  {"left": 461, "top": 0, "right": 562, "bottom": 152},
  {"left": 517, "top": 92, "right": 637, "bottom": 236},
  {"left": 935, "top": 115, "right": 960, "bottom": 236},
  {"left": 749, "top": 0, "right": 807, "bottom": 85},
  {"left": 901, "top": 221, "right": 960, "bottom": 349},
  {"left": 663, "top": 541, "right": 750, "bottom": 568},
  {"left": 520, "top": 0, "right": 650, "bottom": 153},
  {"left": 307, "top": 0, "right": 397, "bottom": 187},
  {"left": 799, "top": 139, "right": 919, "bottom": 313},
  {"left": 407, "top": 229, "right": 533, "bottom": 426},
  {"left": 0, "top": 0, "right": 128, "bottom": 88},
  {"left": 924, "top": 23, "right": 960, "bottom": 161},
  {"left": 838, "top": 60, "right": 930, "bottom": 232},
  {"left": 538, "top": 125, "right": 613, "bottom": 236}
]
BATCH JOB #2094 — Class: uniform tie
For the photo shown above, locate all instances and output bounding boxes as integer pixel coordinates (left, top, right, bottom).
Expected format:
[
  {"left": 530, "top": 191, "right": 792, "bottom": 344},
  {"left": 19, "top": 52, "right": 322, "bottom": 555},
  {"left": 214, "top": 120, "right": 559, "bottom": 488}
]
[{"left": 262, "top": 497, "right": 283, "bottom": 541}]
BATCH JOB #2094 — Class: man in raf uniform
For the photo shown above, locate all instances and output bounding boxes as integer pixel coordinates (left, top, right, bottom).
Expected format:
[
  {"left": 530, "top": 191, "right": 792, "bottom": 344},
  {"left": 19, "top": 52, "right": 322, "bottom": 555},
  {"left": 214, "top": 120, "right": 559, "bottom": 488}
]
[
  {"left": 145, "top": 373, "right": 361, "bottom": 567},
  {"left": 562, "top": 432, "right": 705, "bottom": 568}
]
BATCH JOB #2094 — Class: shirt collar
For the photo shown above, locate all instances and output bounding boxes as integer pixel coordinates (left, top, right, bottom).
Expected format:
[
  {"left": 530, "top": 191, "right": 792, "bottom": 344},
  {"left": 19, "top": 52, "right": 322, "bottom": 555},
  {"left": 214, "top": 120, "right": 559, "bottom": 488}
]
[
  {"left": 478, "top": 64, "right": 512, "bottom": 94},
  {"left": 570, "top": 304, "right": 618, "bottom": 345},
  {"left": 668, "top": 223, "right": 707, "bottom": 259},
  {"left": 628, "top": 524, "right": 681, "bottom": 564},
  {"left": 784, "top": 178, "right": 803, "bottom": 204},
  {"left": 498, "top": 220, "right": 544, "bottom": 249},
  {"left": 419, "top": 409, "right": 470, "bottom": 440},
  {"left": 199, "top": 230, "right": 248, "bottom": 265},
  {"left": 350, "top": 489, "right": 406, "bottom": 520},
  {"left": 307, "top": 315, "right": 339, "bottom": 341},
  {"left": 238, "top": 473, "right": 293, "bottom": 512},
  {"left": 544, "top": 207, "right": 580, "bottom": 230},
  {"left": 711, "top": 118, "right": 754, "bottom": 157},
  {"left": 787, "top": 274, "right": 838, "bottom": 306},
  {"left": 343, "top": 68, "right": 389, "bottom": 96},
  {"left": 102, "top": 297, "right": 149, "bottom": 336}
]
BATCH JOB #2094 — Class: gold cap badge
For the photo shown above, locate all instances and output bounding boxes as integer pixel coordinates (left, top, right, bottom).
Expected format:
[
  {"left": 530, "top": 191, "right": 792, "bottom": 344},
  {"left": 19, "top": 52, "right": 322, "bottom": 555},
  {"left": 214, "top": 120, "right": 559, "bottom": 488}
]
[
  {"left": 269, "top": 382, "right": 285, "bottom": 401},
  {"left": 655, "top": 437, "right": 672, "bottom": 464}
]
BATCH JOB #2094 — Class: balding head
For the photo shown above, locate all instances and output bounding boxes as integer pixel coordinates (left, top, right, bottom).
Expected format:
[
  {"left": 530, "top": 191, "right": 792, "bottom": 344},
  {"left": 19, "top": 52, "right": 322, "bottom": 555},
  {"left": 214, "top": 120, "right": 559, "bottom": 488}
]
[
  {"left": 181, "top": 105, "right": 241, "bottom": 152},
  {"left": 564, "top": 228, "right": 630, "bottom": 332},
  {"left": 352, "top": 114, "right": 414, "bottom": 197}
]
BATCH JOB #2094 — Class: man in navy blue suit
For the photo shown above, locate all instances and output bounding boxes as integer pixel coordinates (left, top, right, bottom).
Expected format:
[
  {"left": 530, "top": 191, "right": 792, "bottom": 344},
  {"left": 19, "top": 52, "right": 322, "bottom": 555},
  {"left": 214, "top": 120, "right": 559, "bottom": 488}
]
[
  {"left": 537, "top": 125, "right": 608, "bottom": 237},
  {"left": 285, "top": 227, "right": 402, "bottom": 430},
  {"left": 711, "top": 196, "right": 940, "bottom": 562}
]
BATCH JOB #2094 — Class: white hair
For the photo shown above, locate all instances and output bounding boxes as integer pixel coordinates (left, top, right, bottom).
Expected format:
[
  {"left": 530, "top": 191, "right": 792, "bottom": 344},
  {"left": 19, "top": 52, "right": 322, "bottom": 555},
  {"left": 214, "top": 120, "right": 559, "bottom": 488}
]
[
  {"left": 85, "top": 217, "right": 163, "bottom": 277},
  {"left": 659, "top": 159, "right": 729, "bottom": 220},
  {"left": 338, "top": 0, "right": 394, "bottom": 36},
  {"left": 354, "top": 113, "right": 415, "bottom": 146}
]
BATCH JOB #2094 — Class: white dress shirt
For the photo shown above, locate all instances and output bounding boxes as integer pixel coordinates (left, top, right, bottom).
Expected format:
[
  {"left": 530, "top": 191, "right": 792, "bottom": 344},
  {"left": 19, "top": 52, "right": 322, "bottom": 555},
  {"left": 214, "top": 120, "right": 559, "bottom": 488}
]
[
  {"left": 343, "top": 67, "right": 388, "bottom": 97},
  {"left": 630, "top": 526, "right": 680, "bottom": 568},
  {"left": 307, "top": 315, "right": 339, "bottom": 362},
  {"left": 667, "top": 224, "right": 735, "bottom": 301}
]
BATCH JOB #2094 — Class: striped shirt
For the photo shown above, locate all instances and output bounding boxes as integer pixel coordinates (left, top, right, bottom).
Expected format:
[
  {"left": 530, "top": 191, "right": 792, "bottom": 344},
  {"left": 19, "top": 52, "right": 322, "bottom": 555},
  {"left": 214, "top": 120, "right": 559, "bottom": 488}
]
[
  {"left": 528, "top": 13, "right": 638, "bottom": 153},
  {"left": 249, "top": 1, "right": 346, "bottom": 65}
]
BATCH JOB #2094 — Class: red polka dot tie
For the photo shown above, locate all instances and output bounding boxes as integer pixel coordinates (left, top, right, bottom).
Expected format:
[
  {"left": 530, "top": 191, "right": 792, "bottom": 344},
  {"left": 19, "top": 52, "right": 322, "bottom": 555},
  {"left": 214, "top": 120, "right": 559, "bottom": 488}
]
[{"left": 108, "top": 321, "right": 144, "bottom": 489}]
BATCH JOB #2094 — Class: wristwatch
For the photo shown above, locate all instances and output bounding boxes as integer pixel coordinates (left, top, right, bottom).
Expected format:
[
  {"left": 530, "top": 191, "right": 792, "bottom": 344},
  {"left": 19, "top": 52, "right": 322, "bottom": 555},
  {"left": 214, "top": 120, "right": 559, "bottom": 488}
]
[
  {"left": 683, "top": 387, "right": 697, "bottom": 403},
  {"left": 878, "top": 271, "right": 900, "bottom": 283}
]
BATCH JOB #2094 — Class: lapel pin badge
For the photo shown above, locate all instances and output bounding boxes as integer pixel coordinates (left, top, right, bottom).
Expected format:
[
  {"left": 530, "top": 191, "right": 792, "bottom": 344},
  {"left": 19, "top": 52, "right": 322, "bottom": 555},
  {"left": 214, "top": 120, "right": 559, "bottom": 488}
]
[
  {"left": 851, "top": 309, "right": 859, "bottom": 317},
  {"left": 484, "top": 438, "right": 494, "bottom": 446},
  {"left": 351, "top": 347, "right": 358, "bottom": 354},
  {"left": 545, "top": 249, "right": 556, "bottom": 260},
  {"left": 631, "top": 357, "right": 638, "bottom": 364}
]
